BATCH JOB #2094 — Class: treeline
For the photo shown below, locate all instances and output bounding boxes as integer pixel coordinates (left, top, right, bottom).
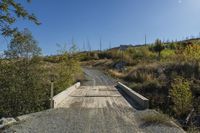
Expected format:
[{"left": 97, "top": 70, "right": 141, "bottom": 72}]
[{"left": 0, "top": 29, "right": 81, "bottom": 117}]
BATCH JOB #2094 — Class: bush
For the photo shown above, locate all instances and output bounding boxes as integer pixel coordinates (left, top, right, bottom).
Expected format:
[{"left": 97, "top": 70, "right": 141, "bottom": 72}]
[
  {"left": 140, "top": 112, "right": 175, "bottom": 127},
  {"left": 127, "top": 46, "right": 155, "bottom": 60},
  {"left": 98, "top": 51, "right": 112, "bottom": 59},
  {"left": 129, "top": 82, "right": 143, "bottom": 91},
  {"left": 0, "top": 59, "right": 49, "bottom": 117},
  {"left": 125, "top": 64, "right": 158, "bottom": 83},
  {"left": 183, "top": 44, "right": 200, "bottom": 61},
  {"left": 161, "top": 49, "right": 175, "bottom": 59},
  {"left": 53, "top": 53, "right": 81, "bottom": 94},
  {"left": 164, "top": 62, "right": 199, "bottom": 79},
  {"left": 0, "top": 31, "right": 81, "bottom": 117},
  {"left": 142, "top": 80, "right": 162, "bottom": 93},
  {"left": 169, "top": 76, "right": 192, "bottom": 116}
]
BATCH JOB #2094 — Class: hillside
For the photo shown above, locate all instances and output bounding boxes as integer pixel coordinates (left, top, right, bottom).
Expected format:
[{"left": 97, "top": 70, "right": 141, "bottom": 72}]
[{"left": 80, "top": 38, "right": 200, "bottom": 132}]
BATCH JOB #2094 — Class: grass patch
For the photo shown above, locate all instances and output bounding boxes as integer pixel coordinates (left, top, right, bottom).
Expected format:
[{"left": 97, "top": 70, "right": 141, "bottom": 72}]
[
  {"left": 108, "top": 69, "right": 126, "bottom": 79},
  {"left": 187, "top": 127, "right": 200, "bottom": 133},
  {"left": 140, "top": 113, "right": 176, "bottom": 127}
]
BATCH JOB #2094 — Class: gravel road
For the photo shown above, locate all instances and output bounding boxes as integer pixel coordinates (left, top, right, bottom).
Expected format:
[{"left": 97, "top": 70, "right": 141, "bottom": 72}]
[
  {"left": 3, "top": 68, "right": 185, "bottom": 133},
  {"left": 81, "top": 67, "right": 116, "bottom": 86}
]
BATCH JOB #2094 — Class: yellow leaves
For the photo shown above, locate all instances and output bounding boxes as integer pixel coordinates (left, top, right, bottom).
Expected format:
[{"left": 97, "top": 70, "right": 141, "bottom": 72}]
[
  {"left": 183, "top": 44, "right": 200, "bottom": 61},
  {"left": 161, "top": 49, "right": 175, "bottom": 59}
]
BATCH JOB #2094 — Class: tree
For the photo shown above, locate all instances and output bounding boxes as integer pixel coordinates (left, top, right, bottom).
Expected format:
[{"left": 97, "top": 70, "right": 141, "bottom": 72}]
[
  {"left": 169, "top": 42, "right": 176, "bottom": 50},
  {"left": 180, "top": 44, "right": 200, "bottom": 79},
  {"left": 53, "top": 43, "right": 81, "bottom": 94},
  {"left": 0, "top": 0, "right": 40, "bottom": 37},
  {"left": 153, "top": 39, "right": 165, "bottom": 60},
  {"left": 0, "top": 30, "right": 48, "bottom": 117},
  {"left": 169, "top": 77, "right": 192, "bottom": 116},
  {"left": 4, "top": 29, "right": 41, "bottom": 59}
]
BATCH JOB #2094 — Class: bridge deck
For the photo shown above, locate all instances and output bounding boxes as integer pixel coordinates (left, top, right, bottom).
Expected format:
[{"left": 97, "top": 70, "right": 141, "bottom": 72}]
[
  {"left": 58, "top": 86, "right": 132, "bottom": 109},
  {"left": 52, "top": 85, "right": 142, "bottom": 133}
]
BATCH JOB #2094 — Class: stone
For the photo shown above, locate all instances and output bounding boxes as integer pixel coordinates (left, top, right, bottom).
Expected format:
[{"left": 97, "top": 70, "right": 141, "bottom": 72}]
[{"left": 0, "top": 117, "right": 17, "bottom": 129}]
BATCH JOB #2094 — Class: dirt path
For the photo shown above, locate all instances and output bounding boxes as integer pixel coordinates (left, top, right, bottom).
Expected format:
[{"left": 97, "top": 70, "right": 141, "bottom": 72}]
[{"left": 81, "top": 67, "right": 116, "bottom": 86}]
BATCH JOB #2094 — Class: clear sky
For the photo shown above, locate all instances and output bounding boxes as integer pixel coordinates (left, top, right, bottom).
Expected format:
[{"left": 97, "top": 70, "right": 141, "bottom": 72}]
[{"left": 1, "top": 0, "right": 200, "bottom": 55}]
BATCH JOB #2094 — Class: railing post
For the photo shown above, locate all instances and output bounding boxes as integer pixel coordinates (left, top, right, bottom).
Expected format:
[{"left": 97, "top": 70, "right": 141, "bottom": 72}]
[
  {"left": 93, "top": 79, "right": 96, "bottom": 87},
  {"left": 50, "top": 81, "right": 54, "bottom": 108}
]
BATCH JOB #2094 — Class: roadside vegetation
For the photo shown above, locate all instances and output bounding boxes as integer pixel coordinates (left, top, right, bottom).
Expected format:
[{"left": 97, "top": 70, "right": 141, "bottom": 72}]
[
  {"left": 0, "top": 1, "right": 199, "bottom": 131},
  {"left": 140, "top": 112, "right": 175, "bottom": 127},
  {"left": 80, "top": 38, "right": 200, "bottom": 131},
  {"left": 0, "top": 29, "right": 81, "bottom": 117},
  {"left": 0, "top": 1, "right": 82, "bottom": 118}
]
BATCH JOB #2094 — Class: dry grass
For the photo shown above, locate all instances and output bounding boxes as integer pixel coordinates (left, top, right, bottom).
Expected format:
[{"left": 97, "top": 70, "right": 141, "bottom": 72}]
[
  {"left": 187, "top": 127, "right": 200, "bottom": 133},
  {"left": 140, "top": 113, "right": 176, "bottom": 127},
  {"left": 81, "top": 59, "right": 113, "bottom": 68},
  {"left": 108, "top": 69, "right": 126, "bottom": 79}
]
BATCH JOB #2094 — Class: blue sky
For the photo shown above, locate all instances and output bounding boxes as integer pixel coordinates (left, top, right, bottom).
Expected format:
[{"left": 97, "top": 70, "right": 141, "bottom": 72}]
[{"left": 1, "top": 0, "right": 200, "bottom": 55}]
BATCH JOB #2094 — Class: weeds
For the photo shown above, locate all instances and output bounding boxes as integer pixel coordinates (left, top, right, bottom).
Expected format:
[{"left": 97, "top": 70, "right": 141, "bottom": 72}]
[{"left": 140, "top": 113, "right": 176, "bottom": 127}]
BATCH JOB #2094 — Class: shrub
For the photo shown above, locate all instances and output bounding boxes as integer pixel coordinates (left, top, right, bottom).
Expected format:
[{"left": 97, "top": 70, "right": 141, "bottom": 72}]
[
  {"left": 183, "top": 44, "right": 200, "bottom": 61},
  {"left": 125, "top": 64, "right": 158, "bottom": 83},
  {"left": 140, "top": 112, "right": 175, "bottom": 127},
  {"left": 169, "top": 76, "right": 192, "bottom": 116},
  {"left": 126, "top": 46, "right": 155, "bottom": 60},
  {"left": 0, "top": 59, "right": 49, "bottom": 117},
  {"left": 0, "top": 33, "right": 81, "bottom": 118},
  {"left": 142, "top": 80, "right": 162, "bottom": 93},
  {"left": 98, "top": 51, "right": 112, "bottom": 59},
  {"left": 129, "top": 82, "right": 143, "bottom": 91},
  {"left": 152, "top": 39, "right": 165, "bottom": 60},
  {"left": 164, "top": 62, "right": 199, "bottom": 79},
  {"left": 161, "top": 49, "right": 175, "bottom": 59}
]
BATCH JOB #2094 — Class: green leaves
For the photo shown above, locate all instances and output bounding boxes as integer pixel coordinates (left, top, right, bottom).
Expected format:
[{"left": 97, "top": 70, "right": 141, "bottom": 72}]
[
  {"left": 0, "top": 57, "right": 49, "bottom": 117},
  {"left": 183, "top": 44, "right": 200, "bottom": 62},
  {"left": 53, "top": 51, "right": 81, "bottom": 94},
  {"left": 0, "top": 29, "right": 46, "bottom": 117},
  {"left": 169, "top": 76, "right": 192, "bottom": 116},
  {"left": 0, "top": 0, "right": 40, "bottom": 37},
  {"left": 5, "top": 29, "right": 41, "bottom": 59},
  {"left": 153, "top": 39, "right": 165, "bottom": 60}
]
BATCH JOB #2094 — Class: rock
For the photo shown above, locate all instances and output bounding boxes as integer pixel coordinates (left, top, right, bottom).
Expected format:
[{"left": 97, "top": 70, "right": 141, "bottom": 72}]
[
  {"left": 114, "top": 61, "right": 126, "bottom": 71},
  {"left": 0, "top": 117, "right": 17, "bottom": 129}
]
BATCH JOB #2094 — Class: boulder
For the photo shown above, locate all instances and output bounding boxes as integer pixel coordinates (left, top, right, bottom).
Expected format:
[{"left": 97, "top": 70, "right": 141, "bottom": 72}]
[{"left": 0, "top": 117, "right": 17, "bottom": 129}]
